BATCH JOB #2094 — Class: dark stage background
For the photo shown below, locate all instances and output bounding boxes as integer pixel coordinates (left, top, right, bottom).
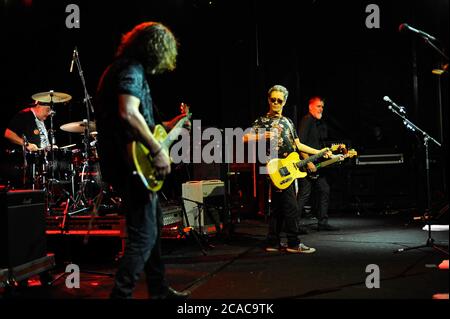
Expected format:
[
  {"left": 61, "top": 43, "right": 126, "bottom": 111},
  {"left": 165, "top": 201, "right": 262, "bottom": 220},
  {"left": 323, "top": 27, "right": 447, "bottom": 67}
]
[{"left": 1, "top": 0, "right": 448, "bottom": 212}]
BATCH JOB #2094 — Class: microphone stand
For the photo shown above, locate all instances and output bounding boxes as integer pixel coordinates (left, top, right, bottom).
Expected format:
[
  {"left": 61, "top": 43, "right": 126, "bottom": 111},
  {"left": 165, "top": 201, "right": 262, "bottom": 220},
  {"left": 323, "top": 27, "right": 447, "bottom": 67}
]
[
  {"left": 73, "top": 48, "right": 94, "bottom": 158},
  {"left": 423, "top": 36, "right": 448, "bottom": 196},
  {"left": 421, "top": 37, "right": 449, "bottom": 62},
  {"left": 70, "top": 48, "right": 100, "bottom": 215},
  {"left": 180, "top": 196, "right": 226, "bottom": 253},
  {"left": 387, "top": 105, "right": 447, "bottom": 255}
]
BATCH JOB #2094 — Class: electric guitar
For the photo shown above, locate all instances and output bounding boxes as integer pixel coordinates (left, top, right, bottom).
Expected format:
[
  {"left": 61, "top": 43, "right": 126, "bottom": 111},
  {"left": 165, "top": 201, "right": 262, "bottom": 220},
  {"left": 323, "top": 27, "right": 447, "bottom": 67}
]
[
  {"left": 130, "top": 103, "right": 191, "bottom": 192},
  {"left": 267, "top": 144, "right": 342, "bottom": 190},
  {"left": 308, "top": 148, "right": 358, "bottom": 179}
]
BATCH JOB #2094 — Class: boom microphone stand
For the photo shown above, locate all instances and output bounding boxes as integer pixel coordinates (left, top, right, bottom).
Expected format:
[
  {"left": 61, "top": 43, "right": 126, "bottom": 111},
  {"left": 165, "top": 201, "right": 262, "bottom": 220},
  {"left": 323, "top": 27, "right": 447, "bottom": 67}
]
[
  {"left": 384, "top": 98, "right": 447, "bottom": 255},
  {"left": 179, "top": 198, "right": 208, "bottom": 256},
  {"left": 48, "top": 48, "right": 114, "bottom": 284},
  {"left": 180, "top": 196, "right": 227, "bottom": 253},
  {"left": 69, "top": 47, "right": 102, "bottom": 215}
]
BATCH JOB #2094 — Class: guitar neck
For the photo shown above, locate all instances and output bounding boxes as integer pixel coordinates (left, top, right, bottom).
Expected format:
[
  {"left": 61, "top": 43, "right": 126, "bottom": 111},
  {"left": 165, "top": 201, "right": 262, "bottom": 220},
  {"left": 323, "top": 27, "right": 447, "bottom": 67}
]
[
  {"left": 296, "top": 149, "right": 327, "bottom": 169},
  {"left": 316, "top": 156, "right": 342, "bottom": 169},
  {"left": 161, "top": 117, "right": 189, "bottom": 150}
]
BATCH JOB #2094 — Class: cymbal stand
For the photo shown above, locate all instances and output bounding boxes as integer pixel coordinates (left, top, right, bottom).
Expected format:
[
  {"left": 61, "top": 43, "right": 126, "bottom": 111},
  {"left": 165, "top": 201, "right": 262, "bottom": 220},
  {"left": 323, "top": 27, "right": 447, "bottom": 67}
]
[
  {"left": 46, "top": 91, "right": 59, "bottom": 212},
  {"left": 21, "top": 135, "right": 28, "bottom": 188}
]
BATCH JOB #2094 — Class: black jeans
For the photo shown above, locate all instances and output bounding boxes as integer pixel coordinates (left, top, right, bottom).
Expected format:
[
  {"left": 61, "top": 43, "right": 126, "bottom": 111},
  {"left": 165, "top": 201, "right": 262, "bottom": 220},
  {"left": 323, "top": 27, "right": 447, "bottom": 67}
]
[
  {"left": 110, "top": 179, "right": 168, "bottom": 299},
  {"left": 267, "top": 184, "right": 301, "bottom": 248},
  {"left": 297, "top": 176, "right": 330, "bottom": 225}
]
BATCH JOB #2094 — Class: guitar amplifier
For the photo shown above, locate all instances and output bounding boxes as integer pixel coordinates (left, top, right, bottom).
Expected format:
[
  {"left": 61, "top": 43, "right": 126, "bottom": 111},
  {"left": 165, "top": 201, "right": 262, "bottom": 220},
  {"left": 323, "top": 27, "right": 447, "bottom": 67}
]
[
  {"left": 182, "top": 180, "right": 224, "bottom": 234},
  {"left": 356, "top": 154, "right": 404, "bottom": 165},
  {"left": 160, "top": 204, "right": 184, "bottom": 239},
  {"left": 0, "top": 189, "right": 47, "bottom": 268}
]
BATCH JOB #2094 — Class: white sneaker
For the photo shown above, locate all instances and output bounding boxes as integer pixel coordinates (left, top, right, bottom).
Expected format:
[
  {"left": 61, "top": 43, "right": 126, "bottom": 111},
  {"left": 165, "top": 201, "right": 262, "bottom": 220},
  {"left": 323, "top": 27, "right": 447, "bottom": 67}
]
[{"left": 286, "top": 243, "right": 316, "bottom": 254}]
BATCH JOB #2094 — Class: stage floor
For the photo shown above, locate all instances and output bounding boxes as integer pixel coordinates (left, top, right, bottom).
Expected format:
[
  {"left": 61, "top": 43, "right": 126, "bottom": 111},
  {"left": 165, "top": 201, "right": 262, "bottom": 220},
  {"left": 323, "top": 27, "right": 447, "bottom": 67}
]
[{"left": 1, "top": 212, "right": 448, "bottom": 300}]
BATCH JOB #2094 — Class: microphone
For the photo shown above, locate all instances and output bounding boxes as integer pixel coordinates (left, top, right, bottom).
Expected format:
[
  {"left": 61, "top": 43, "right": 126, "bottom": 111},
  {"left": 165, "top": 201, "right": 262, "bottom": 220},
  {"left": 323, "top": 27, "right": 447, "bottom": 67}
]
[
  {"left": 70, "top": 47, "right": 76, "bottom": 72},
  {"left": 383, "top": 96, "right": 406, "bottom": 114},
  {"left": 399, "top": 23, "right": 437, "bottom": 42}
]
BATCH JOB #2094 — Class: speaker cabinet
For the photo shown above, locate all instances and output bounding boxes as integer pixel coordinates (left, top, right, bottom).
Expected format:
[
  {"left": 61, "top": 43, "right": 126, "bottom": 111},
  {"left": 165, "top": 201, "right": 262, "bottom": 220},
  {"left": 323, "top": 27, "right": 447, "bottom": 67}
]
[
  {"left": 348, "top": 164, "right": 415, "bottom": 211},
  {"left": 0, "top": 190, "right": 47, "bottom": 268}
]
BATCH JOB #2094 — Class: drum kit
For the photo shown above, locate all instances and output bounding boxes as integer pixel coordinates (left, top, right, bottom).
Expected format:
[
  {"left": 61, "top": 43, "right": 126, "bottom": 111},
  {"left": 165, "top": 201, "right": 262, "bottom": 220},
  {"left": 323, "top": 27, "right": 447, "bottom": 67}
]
[{"left": 10, "top": 91, "right": 119, "bottom": 215}]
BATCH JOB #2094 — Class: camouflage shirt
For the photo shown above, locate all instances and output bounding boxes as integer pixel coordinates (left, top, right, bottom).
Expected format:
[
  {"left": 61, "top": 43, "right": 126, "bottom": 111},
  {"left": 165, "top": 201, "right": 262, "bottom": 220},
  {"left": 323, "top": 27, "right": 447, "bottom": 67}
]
[{"left": 252, "top": 114, "right": 298, "bottom": 159}]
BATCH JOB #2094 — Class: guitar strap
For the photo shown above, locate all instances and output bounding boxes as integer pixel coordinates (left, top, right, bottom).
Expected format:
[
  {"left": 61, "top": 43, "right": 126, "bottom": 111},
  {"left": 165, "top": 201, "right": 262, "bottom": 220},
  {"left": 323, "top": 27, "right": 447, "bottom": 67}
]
[{"left": 283, "top": 117, "right": 298, "bottom": 152}]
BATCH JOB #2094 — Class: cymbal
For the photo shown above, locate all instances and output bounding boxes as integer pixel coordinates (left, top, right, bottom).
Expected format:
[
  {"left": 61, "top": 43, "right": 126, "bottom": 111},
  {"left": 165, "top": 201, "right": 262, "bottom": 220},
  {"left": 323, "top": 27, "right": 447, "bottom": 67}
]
[
  {"left": 32, "top": 91, "right": 72, "bottom": 103},
  {"left": 60, "top": 121, "right": 96, "bottom": 133},
  {"left": 60, "top": 144, "right": 77, "bottom": 149}
]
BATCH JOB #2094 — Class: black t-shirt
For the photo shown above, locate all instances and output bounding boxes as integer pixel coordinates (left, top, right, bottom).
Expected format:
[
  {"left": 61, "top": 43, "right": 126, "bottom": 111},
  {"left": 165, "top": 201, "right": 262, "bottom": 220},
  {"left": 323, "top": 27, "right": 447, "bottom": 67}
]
[
  {"left": 298, "top": 113, "right": 327, "bottom": 150},
  {"left": 6, "top": 108, "right": 43, "bottom": 148},
  {"left": 95, "top": 57, "right": 156, "bottom": 188},
  {"left": 252, "top": 114, "right": 298, "bottom": 159}
]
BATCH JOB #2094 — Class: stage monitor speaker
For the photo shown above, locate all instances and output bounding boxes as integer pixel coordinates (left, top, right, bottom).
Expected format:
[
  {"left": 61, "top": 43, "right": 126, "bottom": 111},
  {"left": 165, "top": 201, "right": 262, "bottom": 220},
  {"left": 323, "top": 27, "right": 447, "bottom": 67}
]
[
  {"left": 182, "top": 180, "right": 224, "bottom": 234},
  {"left": 0, "top": 189, "right": 47, "bottom": 268}
]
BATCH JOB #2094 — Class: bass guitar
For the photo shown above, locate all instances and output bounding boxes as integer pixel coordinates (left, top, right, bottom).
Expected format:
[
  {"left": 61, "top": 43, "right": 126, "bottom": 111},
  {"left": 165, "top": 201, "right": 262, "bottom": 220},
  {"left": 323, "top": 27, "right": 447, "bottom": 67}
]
[{"left": 308, "top": 148, "right": 358, "bottom": 179}]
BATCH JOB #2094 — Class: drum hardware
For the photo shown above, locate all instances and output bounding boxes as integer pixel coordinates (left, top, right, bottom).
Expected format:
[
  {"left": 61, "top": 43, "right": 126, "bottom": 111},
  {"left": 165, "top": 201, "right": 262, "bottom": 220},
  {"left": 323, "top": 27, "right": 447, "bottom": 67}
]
[
  {"left": 21, "top": 135, "right": 28, "bottom": 188},
  {"left": 31, "top": 90, "right": 73, "bottom": 213},
  {"left": 31, "top": 91, "right": 72, "bottom": 104},
  {"left": 60, "top": 121, "right": 96, "bottom": 134}
]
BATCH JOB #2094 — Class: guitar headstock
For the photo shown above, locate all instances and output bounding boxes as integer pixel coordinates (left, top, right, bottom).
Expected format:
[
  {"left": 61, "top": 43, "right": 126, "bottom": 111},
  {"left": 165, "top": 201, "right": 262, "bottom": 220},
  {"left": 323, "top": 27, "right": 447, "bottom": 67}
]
[
  {"left": 345, "top": 149, "right": 358, "bottom": 158},
  {"left": 180, "top": 102, "right": 191, "bottom": 118},
  {"left": 330, "top": 143, "right": 346, "bottom": 153}
]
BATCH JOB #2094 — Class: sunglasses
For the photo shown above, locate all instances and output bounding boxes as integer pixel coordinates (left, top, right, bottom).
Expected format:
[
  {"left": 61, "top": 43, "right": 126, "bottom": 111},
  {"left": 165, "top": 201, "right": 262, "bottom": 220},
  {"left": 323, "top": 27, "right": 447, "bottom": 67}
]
[{"left": 270, "top": 97, "right": 284, "bottom": 104}]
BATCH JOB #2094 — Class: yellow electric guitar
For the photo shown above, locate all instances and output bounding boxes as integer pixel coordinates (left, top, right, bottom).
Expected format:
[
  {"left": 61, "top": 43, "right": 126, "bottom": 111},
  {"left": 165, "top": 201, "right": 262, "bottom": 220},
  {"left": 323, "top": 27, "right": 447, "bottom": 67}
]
[
  {"left": 130, "top": 103, "right": 191, "bottom": 192},
  {"left": 267, "top": 144, "right": 342, "bottom": 190}
]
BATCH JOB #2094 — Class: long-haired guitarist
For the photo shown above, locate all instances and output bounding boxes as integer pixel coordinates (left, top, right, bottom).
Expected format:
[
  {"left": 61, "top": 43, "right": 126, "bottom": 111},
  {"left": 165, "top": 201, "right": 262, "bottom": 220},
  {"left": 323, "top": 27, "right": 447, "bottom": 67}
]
[
  {"left": 244, "top": 85, "right": 331, "bottom": 254},
  {"left": 95, "top": 22, "right": 189, "bottom": 299}
]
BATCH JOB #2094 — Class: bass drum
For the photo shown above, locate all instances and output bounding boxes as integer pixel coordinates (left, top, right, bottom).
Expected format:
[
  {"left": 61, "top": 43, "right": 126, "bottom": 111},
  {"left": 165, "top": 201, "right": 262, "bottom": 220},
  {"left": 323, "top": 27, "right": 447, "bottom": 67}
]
[
  {"left": 74, "top": 160, "right": 104, "bottom": 201},
  {"left": 46, "top": 148, "right": 76, "bottom": 183}
]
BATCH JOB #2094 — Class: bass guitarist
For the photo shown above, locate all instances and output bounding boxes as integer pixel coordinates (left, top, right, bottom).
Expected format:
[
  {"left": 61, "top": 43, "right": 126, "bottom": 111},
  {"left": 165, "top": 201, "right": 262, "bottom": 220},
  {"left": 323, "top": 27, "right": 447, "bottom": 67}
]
[{"left": 297, "top": 96, "right": 340, "bottom": 231}]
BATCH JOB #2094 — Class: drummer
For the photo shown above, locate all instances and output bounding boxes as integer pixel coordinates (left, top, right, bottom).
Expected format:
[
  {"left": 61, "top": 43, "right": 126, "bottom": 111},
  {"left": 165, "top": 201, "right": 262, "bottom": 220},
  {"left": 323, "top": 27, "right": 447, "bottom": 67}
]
[{"left": 4, "top": 101, "right": 52, "bottom": 152}]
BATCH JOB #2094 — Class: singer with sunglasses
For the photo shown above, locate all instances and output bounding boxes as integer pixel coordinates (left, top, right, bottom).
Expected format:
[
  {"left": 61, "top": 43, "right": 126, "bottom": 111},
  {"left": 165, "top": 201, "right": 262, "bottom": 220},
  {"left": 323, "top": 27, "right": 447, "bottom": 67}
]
[{"left": 244, "top": 85, "right": 330, "bottom": 254}]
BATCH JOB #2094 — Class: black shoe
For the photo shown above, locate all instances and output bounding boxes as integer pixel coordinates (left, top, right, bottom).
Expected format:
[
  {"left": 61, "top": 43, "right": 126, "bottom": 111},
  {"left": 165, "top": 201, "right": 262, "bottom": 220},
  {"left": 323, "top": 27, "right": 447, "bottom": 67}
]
[
  {"left": 153, "top": 287, "right": 190, "bottom": 300},
  {"left": 317, "top": 223, "right": 340, "bottom": 231}
]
